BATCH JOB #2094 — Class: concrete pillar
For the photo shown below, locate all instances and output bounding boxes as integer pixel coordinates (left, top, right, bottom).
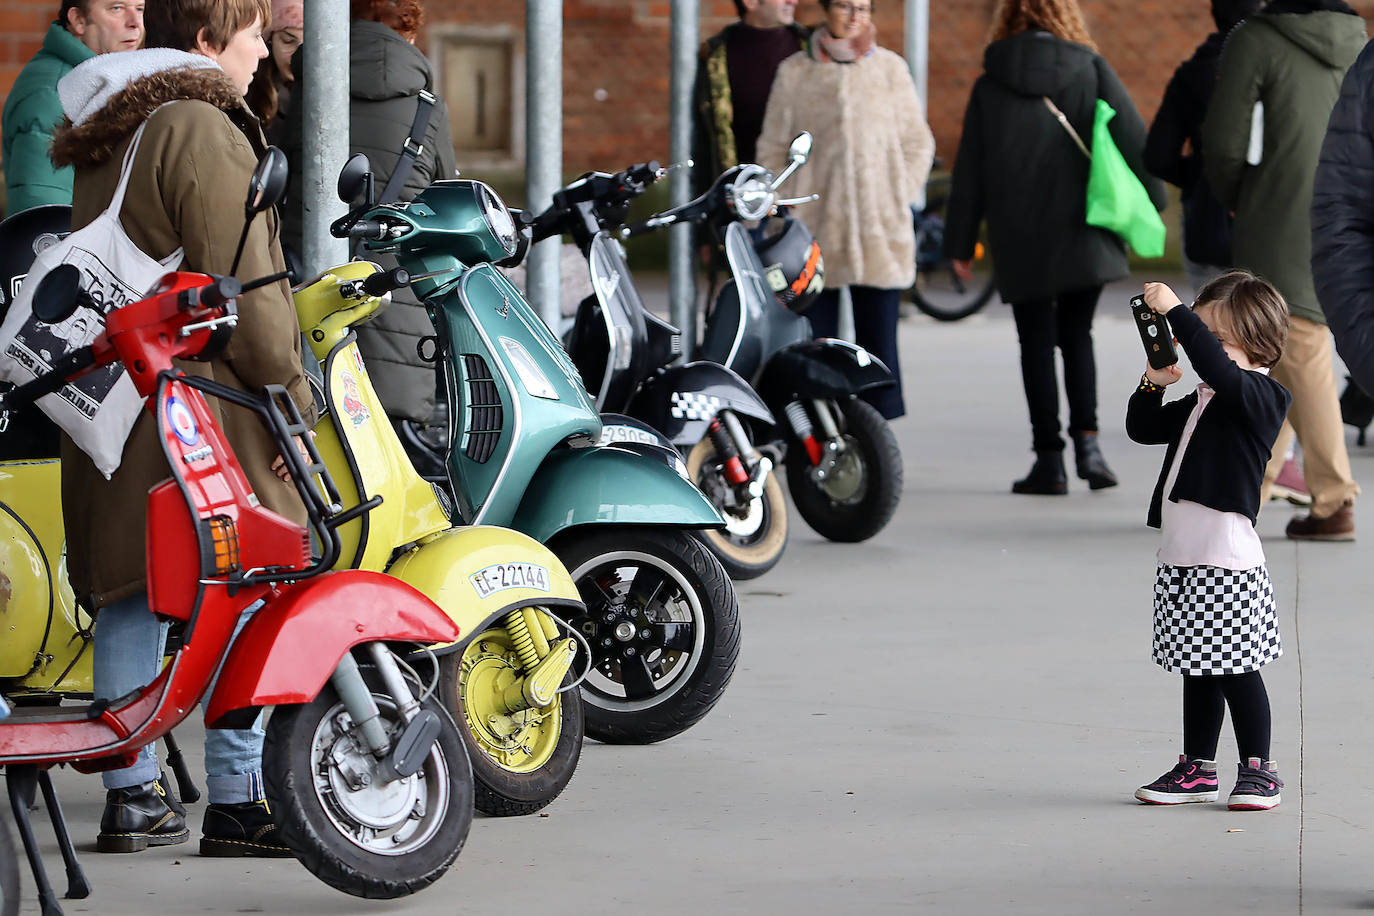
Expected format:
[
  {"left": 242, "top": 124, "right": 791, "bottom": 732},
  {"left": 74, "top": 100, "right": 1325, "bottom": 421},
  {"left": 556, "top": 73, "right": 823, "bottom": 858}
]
[
  {"left": 668, "top": 0, "right": 699, "bottom": 351},
  {"left": 525, "top": 0, "right": 562, "bottom": 329},
  {"left": 300, "top": 0, "right": 350, "bottom": 275}
]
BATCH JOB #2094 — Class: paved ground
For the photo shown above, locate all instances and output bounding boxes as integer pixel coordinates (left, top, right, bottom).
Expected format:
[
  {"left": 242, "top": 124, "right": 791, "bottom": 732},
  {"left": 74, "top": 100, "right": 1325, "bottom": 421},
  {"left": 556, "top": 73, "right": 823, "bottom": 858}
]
[{"left": 19, "top": 273, "right": 1374, "bottom": 914}]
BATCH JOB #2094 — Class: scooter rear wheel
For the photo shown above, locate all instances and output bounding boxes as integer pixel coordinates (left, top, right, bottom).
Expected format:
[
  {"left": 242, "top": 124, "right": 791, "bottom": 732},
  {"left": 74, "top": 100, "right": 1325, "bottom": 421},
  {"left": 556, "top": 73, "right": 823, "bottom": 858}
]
[
  {"left": 553, "top": 527, "right": 740, "bottom": 744},
  {"left": 264, "top": 665, "right": 473, "bottom": 899},
  {"left": 685, "top": 437, "right": 788, "bottom": 580},
  {"left": 438, "top": 625, "right": 584, "bottom": 817}
]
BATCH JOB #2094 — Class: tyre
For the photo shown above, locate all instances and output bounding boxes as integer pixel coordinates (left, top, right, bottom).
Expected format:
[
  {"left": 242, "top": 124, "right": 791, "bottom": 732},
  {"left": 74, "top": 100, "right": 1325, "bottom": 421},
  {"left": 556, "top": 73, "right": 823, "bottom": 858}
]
[
  {"left": 910, "top": 215, "right": 996, "bottom": 322},
  {"left": 785, "top": 397, "right": 903, "bottom": 542},
  {"left": 553, "top": 527, "right": 740, "bottom": 744},
  {"left": 263, "top": 663, "right": 473, "bottom": 899},
  {"left": 438, "top": 619, "right": 584, "bottom": 817},
  {"left": 0, "top": 818, "right": 19, "bottom": 916},
  {"left": 685, "top": 436, "right": 788, "bottom": 580}
]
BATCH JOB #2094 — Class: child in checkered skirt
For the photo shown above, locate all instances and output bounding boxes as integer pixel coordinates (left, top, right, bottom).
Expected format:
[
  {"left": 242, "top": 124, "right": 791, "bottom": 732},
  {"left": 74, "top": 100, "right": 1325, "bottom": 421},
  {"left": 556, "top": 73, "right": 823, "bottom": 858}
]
[{"left": 1126, "top": 272, "right": 1292, "bottom": 810}]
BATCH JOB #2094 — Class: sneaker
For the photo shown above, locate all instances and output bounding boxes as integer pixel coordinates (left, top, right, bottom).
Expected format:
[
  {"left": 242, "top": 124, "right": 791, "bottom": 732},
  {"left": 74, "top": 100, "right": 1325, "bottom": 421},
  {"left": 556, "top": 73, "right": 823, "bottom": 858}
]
[
  {"left": 1270, "top": 456, "right": 1312, "bottom": 506},
  {"left": 96, "top": 781, "right": 190, "bottom": 853},
  {"left": 1228, "top": 758, "right": 1283, "bottom": 810},
  {"left": 200, "top": 798, "right": 293, "bottom": 858},
  {"left": 1135, "top": 755, "right": 1219, "bottom": 805},
  {"left": 1286, "top": 501, "right": 1355, "bottom": 542}
]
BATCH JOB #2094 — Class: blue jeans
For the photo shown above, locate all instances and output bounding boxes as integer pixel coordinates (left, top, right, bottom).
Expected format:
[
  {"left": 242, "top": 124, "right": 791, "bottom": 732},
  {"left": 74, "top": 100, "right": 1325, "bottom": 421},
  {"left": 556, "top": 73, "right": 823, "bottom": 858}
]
[
  {"left": 808, "top": 286, "right": 905, "bottom": 420},
  {"left": 93, "top": 593, "right": 264, "bottom": 803}
]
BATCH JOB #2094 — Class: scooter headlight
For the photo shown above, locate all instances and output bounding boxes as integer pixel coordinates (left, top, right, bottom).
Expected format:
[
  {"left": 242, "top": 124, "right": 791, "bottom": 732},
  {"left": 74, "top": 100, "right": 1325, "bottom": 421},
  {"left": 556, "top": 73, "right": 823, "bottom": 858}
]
[
  {"left": 727, "top": 165, "right": 775, "bottom": 222},
  {"left": 476, "top": 182, "right": 519, "bottom": 256}
]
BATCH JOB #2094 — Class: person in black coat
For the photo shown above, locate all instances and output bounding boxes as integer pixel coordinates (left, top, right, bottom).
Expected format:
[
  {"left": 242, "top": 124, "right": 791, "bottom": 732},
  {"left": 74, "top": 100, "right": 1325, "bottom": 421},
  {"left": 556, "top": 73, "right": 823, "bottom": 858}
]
[
  {"left": 1145, "top": 0, "right": 1261, "bottom": 294},
  {"left": 1313, "top": 37, "right": 1374, "bottom": 402},
  {"left": 945, "top": 0, "right": 1166, "bottom": 495}
]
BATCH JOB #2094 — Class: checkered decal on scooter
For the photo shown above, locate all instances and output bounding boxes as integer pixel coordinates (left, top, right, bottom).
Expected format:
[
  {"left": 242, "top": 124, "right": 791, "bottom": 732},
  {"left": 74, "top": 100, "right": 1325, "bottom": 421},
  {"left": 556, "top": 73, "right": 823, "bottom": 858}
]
[
  {"left": 670, "top": 391, "right": 723, "bottom": 421},
  {"left": 1152, "top": 564, "right": 1281, "bottom": 675}
]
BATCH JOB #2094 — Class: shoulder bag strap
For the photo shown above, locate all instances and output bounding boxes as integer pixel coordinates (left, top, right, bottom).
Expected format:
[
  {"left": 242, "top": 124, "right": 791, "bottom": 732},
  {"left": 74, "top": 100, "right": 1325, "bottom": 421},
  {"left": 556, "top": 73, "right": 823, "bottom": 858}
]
[
  {"left": 1043, "top": 96, "right": 1091, "bottom": 161},
  {"left": 377, "top": 89, "right": 437, "bottom": 206}
]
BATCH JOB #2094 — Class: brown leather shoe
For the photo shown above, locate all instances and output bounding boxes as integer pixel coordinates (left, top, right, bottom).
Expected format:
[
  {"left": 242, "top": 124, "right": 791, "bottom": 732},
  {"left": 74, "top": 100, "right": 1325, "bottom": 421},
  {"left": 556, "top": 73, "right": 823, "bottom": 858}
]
[{"left": 1286, "top": 501, "right": 1355, "bottom": 542}]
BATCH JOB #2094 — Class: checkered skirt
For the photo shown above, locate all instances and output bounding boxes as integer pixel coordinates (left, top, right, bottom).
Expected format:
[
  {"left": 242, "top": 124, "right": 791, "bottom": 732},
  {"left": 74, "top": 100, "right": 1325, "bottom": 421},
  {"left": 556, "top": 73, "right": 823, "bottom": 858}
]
[{"left": 1152, "top": 563, "right": 1281, "bottom": 675}]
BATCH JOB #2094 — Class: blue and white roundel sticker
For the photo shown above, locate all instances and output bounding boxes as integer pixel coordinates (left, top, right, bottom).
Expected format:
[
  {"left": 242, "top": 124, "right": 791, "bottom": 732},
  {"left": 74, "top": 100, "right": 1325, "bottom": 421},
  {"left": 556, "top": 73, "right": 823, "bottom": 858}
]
[{"left": 166, "top": 396, "right": 199, "bottom": 446}]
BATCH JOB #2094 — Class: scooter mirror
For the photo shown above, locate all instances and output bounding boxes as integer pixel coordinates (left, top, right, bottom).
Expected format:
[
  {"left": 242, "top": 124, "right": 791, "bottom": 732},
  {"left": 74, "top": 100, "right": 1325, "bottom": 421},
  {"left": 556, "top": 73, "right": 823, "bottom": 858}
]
[
  {"left": 245, "top": 147, "right": 289, "bottom": 218},
  {"left": 31, "top": 264, "right": 82, "bottom": 325},
  {"left": 787, "top": 132, "right": 813, "bottom": 165},
  {"left": 337, "top": 153, "right": 375, "bottom": 205}
]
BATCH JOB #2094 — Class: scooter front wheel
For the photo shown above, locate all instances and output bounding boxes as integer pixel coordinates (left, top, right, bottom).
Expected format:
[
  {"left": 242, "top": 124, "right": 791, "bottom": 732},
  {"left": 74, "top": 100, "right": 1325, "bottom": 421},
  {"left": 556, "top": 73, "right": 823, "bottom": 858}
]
[
  {"left": 438, "top": 624, "right": 584, "bottom": 817},
  {"left": 685, "top": 436, "right": 788, "bottom": 580},
  {"left": 553, "top": 527, "right": 740, "bottom": 744},
  {"left": 263, "top": 666, "right": 473, "bottom": 899},
  {"left": 785, "top": 397, "right": 903, "bottom": 542}
]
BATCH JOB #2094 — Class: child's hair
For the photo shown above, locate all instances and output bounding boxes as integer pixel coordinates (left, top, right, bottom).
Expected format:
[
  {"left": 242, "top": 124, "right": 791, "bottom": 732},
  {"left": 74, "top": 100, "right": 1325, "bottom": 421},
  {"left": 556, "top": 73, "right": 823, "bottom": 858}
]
[{"left": 1194, "top": 269, "right": 1289, "bottom": 369}]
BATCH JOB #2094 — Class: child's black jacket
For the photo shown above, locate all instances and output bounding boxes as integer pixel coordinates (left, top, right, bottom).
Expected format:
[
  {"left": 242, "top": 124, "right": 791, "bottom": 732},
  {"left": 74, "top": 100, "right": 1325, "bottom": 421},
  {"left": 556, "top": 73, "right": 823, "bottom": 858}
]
[{"left": 1126, "top": 304, "right": 1291, "bottom": 528}]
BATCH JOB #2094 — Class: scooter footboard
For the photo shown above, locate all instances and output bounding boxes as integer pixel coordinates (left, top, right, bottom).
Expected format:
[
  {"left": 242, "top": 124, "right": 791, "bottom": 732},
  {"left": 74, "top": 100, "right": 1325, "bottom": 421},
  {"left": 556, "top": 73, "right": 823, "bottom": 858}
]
[
  {"left": 384, "top": 525, "right": 584, "bottom": 655},
  {"left": 204, "top": 570, "right": 460, "bottom": 728}
]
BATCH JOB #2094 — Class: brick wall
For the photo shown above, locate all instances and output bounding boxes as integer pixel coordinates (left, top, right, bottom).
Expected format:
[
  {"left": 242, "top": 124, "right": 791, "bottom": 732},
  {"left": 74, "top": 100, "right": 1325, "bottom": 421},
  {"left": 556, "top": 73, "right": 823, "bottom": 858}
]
[{"left": 3, "top": 1, "right": 1374, "bottom": 171}]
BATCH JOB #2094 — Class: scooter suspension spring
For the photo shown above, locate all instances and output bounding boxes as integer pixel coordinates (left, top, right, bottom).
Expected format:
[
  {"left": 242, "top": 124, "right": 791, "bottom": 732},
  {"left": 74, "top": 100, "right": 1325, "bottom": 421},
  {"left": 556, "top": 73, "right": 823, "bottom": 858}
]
[
  {"left": 784, "top": 401, "right": 823, "bottom": 465},
  {"left": 708, "top": 417, "right": 750, "bottom": 485},
  {"left": 506, "top": 608, "right": 547, "bottom": 672}
]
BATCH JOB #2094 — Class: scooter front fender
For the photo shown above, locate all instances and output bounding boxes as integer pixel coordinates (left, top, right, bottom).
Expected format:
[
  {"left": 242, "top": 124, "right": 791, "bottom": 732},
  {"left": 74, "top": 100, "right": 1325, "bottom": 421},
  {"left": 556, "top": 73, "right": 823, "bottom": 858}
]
[
  {"left": 627, "top": 361, "right": 775, "bottom": 448},
  {"left": 510, "top": 443, "right": 725, "bottom": 543},
  {"left": 205, "top": 570, "right": 460, "bottom": 728},
  {"left": 754, "top": 338, "right": 895, "bottom": 408},
  {"left": 385, "top": 525, "right": 584, "bottom": 655}
]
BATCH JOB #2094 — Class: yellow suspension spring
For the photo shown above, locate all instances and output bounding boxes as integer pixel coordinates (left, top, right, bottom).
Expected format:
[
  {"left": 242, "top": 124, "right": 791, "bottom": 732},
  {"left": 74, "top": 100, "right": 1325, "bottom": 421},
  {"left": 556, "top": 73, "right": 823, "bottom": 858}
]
[{"left": 505, "top": 607, "right": 551, "bottom": 672}]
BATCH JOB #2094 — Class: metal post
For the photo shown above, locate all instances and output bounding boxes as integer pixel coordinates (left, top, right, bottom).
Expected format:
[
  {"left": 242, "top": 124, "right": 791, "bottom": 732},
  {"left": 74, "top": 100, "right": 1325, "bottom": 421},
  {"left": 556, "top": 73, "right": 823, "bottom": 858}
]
[
  {"left": 668, "top": 0, "right": 698, "bottom": 350},
  {"left": 526, "top": 0, "right": 562, "bottom": 329},
  {"left": 301, "top": 0, "right": 350, "bottom": 275},
  {"left": 904, "top": 0, "right": 929, "bottom": 108}
]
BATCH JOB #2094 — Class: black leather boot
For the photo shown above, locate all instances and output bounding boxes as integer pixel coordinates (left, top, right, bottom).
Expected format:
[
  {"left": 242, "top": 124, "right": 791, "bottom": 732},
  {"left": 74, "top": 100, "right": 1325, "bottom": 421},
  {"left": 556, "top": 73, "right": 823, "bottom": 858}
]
[
  {"left": 1012, "top": 451, "right": 1068, "bottom": 495},
  {"left": 1072, "top": 431, "right": 1119, "bottom": 490},
  {"left": 201, "top": 799, "right": 293, "bottom": 858},
  {"left": 97, "top": 781, "right": 189, "bottom": 853}
]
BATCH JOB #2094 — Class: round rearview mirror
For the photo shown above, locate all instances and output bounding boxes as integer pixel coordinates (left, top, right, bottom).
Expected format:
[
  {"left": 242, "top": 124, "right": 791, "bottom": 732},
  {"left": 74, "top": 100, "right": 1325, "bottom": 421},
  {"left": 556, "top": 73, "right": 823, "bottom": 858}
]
[
  {"left": 787, "top": 132, "right": 813, "bottom": 165},
  {"left": 337, "top": 153, "right": 373, "bottom": 204},
  {"left": 246, "top": 147, "right": 289, "bottom": 217},
  {"left": 32, "top": 264, "right": 83, "bottom": 325}
]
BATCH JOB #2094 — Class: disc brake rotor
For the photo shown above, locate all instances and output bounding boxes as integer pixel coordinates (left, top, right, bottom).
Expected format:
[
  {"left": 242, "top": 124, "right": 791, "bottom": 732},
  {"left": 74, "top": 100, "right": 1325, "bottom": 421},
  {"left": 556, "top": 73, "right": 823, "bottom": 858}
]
[{"left": 311, "top": 699, "right": 449, "bottom": 856}]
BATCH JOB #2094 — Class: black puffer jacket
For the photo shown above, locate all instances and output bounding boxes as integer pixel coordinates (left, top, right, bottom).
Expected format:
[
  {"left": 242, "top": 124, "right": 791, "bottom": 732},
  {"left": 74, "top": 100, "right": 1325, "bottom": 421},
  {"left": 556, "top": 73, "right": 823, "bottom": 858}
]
[
  {"left": 1145, "top": 31, "right": 1234, "bottom": 268},
  {"left": 1313, "top": 37, "right": 1374, "bottom": 395},
  {"left": 283, "top": 21, "right": 458, "bottom": 421},
  {"left": 945, "top": 30, "right": 1165, "bottom": 305}
]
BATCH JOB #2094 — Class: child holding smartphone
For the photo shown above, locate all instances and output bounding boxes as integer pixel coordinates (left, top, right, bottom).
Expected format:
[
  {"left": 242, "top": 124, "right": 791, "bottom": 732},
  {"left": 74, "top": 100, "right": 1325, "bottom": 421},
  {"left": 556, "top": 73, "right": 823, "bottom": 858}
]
[{"left": 1127, "top": 271, "right": 1291, "bottom": 810}]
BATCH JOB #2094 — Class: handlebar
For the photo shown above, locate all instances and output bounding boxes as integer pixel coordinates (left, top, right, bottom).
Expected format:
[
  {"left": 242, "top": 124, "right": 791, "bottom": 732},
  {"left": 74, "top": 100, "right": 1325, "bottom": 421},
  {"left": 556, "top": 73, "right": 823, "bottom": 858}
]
[
  {"left": 361, "top": 267, "right": 410, "bottom": 297},
  {"left": 347, "top": 220, "right": 389, "bottom": 242},
  {"left": 0, "top": 346, "right": 97, "bottom": 410}
]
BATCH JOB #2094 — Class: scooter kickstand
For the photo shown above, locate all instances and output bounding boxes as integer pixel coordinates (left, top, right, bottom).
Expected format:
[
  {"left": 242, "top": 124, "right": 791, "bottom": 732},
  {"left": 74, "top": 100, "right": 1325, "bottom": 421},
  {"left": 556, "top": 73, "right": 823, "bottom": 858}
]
[
  {"left": 37, "top": 769, "right": 90, "bottom": 899},
  {"left": 6, "top": 765, "right": 65, "bottom": 916},
  {"left": 163, "top": 732, "right": 201, "bottom": 803}
]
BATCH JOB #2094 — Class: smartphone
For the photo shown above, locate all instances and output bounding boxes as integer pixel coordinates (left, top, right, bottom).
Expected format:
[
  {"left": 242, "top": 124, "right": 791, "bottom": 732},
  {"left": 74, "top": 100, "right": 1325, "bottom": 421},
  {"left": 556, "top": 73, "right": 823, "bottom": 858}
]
[{"left": 1130, "top": 295, "right": 1178, "bottom": 370}]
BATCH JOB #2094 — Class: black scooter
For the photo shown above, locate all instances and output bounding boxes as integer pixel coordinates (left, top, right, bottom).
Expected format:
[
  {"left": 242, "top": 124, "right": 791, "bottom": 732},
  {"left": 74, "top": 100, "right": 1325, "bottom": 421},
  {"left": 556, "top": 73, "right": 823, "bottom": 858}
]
[
  {"left": 625, "top": 133, "right": 904, "bottom": 543},
  {"left": 530, "top": 163, "right": 784, "bottom": 580}
]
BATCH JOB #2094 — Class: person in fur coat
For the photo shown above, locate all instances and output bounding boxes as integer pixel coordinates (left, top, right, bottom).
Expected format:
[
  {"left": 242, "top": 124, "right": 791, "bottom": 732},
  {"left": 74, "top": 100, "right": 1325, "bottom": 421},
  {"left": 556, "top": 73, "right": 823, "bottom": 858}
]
[
  {"left": 756, "top": 0, "right": 934, "bottom": 420},
  {"left": 51, "top": 0, "right": 311, "bottom": 857}
]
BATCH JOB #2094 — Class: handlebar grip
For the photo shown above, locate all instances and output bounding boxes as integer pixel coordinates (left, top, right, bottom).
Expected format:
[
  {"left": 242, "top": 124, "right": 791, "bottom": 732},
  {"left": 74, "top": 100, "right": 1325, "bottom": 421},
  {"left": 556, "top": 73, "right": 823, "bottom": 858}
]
[
  {"left": 348, "top": 220, "right": 388, "bottom": 241},
  {"left": 197, "top": 276, "right": 242, "bottom": 310},
  {"left": 362, "top": 267, "right": 410, "bottom": 297},
  {"left": 0, "top": 346, "right": 97, "bottom": 408}
]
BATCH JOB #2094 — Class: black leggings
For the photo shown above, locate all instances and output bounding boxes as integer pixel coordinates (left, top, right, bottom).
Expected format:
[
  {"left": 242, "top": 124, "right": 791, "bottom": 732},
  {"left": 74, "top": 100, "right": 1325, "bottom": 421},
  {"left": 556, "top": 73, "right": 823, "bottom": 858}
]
[
  {"left": 1009, "top": 286, "right": 1102, "bottom": 452},
  {"left": 1182, "top": 671, "right": 1271, "bottom": 763},
  {"left": 808, "top": 286, "right": 904, "bottom": 420}
]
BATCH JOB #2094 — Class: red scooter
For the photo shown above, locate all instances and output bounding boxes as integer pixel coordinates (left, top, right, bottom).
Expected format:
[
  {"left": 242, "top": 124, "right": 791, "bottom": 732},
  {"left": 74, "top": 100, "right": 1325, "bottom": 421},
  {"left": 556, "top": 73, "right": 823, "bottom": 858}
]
[{"left": 0, "top": 151, "right": 474, "bottom": 913}]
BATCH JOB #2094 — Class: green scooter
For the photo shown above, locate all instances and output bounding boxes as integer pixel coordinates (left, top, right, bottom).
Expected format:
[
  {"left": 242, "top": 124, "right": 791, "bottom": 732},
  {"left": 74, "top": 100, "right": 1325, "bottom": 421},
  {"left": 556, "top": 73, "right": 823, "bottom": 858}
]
[{"left": 333, "top": 158, "right": 740, "bottom": 744}]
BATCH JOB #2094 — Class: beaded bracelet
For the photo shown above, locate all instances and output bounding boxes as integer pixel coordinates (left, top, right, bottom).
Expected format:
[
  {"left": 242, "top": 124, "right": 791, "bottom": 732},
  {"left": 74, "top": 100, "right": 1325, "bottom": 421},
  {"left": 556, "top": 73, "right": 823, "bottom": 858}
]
[{"left": 1137, "top": 373, "right": 1166, "bottom": 394}]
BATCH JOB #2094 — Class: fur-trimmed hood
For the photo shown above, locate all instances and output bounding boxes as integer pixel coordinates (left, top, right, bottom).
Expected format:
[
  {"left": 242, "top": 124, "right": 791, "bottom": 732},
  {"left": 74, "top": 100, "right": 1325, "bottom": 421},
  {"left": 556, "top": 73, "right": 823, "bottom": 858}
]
[{"left": 52, "top": 53, "right": 244, "bottom": 170}]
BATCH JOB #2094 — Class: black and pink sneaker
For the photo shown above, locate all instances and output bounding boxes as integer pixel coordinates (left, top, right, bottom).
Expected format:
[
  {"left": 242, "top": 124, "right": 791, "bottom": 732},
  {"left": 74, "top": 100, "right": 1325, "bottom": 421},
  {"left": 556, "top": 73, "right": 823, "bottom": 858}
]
[
  {"left": 1228, "top": 758, "right": 1282, "bottom": 811},
  {"left": 1135, "top": 755, "right": 1219, "bottom": 805}
]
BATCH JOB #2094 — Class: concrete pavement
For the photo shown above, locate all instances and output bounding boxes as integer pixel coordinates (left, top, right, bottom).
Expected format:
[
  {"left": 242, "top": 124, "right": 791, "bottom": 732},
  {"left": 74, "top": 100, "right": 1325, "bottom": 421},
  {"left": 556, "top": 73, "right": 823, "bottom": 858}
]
[{"left": 19, "top": 274, "right": 1374, "bottom": 914}]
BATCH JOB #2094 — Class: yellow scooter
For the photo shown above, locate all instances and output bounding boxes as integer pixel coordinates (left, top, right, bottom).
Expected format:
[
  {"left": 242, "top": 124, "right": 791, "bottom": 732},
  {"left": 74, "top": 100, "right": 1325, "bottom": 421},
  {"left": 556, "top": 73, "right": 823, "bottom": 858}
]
[{"left": 294, "top": 260, "right": 588, "bottom": 816}]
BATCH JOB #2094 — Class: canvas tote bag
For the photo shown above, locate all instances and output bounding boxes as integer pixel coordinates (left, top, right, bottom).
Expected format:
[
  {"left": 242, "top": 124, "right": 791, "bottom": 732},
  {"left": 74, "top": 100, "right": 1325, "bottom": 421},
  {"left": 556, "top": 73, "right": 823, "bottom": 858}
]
[
  {"left": 0, "top": 116, "right": 183, "bottom": 477},
  {"left": 1043, "top": 96, "right": 1166, "bottom": 258}
]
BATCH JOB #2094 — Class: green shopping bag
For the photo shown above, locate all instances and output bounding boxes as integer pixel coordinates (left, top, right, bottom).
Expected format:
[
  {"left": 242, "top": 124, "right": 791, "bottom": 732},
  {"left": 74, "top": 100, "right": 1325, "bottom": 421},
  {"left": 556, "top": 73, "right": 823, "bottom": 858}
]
[{"left": 1085, "top": 99, "right": 1166, "bottom": 258}]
